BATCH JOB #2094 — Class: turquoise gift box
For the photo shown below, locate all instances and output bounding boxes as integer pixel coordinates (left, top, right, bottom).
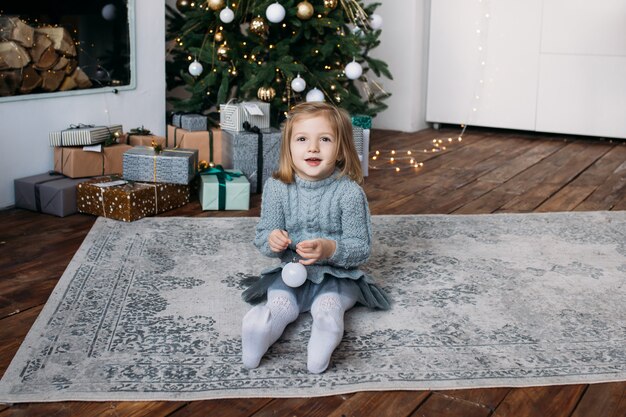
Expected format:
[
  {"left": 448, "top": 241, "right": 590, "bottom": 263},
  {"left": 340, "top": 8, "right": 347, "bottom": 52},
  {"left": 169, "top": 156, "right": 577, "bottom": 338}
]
[{"left": 199, "top": 169, "right": 250, "bottom": 210}]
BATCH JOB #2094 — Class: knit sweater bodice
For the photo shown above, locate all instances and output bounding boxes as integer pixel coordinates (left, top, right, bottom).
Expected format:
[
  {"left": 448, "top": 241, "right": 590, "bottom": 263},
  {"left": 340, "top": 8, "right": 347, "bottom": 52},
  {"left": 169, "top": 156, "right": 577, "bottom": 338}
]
[{"left": 254, "top": 171, "right": 372, "bottom": 282}]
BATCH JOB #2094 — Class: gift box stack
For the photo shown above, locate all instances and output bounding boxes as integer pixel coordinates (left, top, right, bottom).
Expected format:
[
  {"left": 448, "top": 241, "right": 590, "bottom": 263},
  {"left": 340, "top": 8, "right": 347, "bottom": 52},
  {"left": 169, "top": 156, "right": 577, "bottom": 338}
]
[
  {"left": 219, "top": 101, "right": 280, "bottom": 194},
  {"left": 75, "top": 145, "right": 198, "bottom": 222},
  {"left": 167, "top": 113, "right": 230, "bottom": 168},
  {"left": 14, "top": 124, "right": 131, "bottom": 217},
  {"left": 50, "top": 124, "right": 131, "bottom": 178}
]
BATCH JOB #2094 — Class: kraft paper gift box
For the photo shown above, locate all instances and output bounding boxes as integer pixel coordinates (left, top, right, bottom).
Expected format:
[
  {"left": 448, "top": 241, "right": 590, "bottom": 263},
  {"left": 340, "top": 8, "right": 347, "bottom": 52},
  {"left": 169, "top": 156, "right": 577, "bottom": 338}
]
[
  {"left": 166, "top": 125, "right": 231, "bottom": 167},
  {"left": 49, "top": 124, "right": 123, "bottom": 147},
  {"left": 219, "top": 101, "right": 270, "bottom": 132},
  {"left": 199, "top": 169, "right": 250, "bottom": 210},
  {"left": 125, "top": 128, "right": 167, "bottom": 148},
  {"left": 221, "top": 127, "right": 281, "bottom": 193},
  {"left": 123, "top": 146, "right": 198, "bottom": 185},
  {"left": 14, "top": 172, "right": 88, "bottom": 216},
  {"left": 77, "top": 176, "right": 190, "bottom": 222},
  {"left": 171, "top": 113, "right": 208, "bottom": 131},
  {"left": 53, "top": 144, "right": 132, "bottom": 178}
]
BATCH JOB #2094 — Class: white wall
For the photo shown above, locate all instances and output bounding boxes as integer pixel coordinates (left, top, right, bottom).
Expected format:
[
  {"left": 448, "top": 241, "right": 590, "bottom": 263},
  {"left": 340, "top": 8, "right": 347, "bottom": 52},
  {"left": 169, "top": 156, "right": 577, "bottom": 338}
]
[
  {"left": 367, "top": 0, "right": 429, "bottom": 132},
  {"left": 0, "top": 0, "right": 166, "bottom": 209}
]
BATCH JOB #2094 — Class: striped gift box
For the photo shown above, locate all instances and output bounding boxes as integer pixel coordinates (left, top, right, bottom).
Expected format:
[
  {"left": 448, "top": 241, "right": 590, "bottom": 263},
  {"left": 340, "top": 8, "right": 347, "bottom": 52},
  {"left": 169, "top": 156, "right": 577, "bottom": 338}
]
[
  {"left": 219, "top": 101, "right": 270, "bottom": 132},
  {"left": 49, "top": 124, "right": 123, "bottom": 147}
]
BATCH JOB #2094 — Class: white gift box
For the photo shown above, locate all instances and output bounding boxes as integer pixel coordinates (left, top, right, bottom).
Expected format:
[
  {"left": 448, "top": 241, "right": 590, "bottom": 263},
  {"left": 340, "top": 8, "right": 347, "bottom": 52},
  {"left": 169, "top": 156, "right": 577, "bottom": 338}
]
[{"left": 219, "top": 101, "right": 270, "bottom": 132}]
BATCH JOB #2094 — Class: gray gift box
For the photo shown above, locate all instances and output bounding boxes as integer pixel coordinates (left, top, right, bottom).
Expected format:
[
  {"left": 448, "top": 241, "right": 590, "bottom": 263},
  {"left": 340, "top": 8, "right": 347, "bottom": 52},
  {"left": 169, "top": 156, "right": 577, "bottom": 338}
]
[
  {"left": 14, "top": 173, "right": 87, "bottom": 217},
  {"left": 172, "top": 113, "right": 207, "bottom": 132},
  {"left": 222, "top": 128, "right": 281, "bottom": 193},
  {"left": 123, "top": 146, "right": 199, "bottom": 185}
]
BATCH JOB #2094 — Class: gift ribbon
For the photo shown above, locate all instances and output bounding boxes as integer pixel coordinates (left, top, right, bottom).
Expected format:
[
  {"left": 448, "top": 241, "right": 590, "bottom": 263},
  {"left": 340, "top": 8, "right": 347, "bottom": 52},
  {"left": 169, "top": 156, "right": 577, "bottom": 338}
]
[
  {"left": 242, "top": 121, "right": 263, "bottom": 194},
  {"left": 149, "top": 148, "right": 196, "bottom": 183},
  {"left": 34, "top": 173, "right": 63, "bottom": 212},
  {"left": 351, "top": 115, "right": 372, "bottom": 130},
  {"left": 96, "top": 182, "right": 159, "bottom": 220},
  {"left": 200, "top": 165, "right": 242, "bottom": 210}
]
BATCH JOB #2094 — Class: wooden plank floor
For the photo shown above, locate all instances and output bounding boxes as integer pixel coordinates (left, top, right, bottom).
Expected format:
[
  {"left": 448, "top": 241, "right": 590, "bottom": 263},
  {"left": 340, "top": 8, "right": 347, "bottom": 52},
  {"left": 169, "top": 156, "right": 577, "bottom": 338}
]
[{"left": 1, "top": 127, "right": 625, "bottom": 416}]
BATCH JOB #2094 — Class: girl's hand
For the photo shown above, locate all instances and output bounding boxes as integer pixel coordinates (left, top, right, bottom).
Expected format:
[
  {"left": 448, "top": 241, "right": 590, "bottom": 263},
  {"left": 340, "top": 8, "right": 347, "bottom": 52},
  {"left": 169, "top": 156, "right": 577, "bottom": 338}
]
[
  {"left": 296, "top": 239, "right": 336, "bottom": 265},
  {"left": 268, "top": 229, "right": 291, "bottom": 253}
]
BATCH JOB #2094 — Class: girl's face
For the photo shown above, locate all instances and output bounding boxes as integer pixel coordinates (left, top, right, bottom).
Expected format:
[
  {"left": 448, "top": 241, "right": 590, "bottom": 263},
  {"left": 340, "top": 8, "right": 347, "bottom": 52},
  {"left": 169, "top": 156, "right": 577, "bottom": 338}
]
[{"left": 289, "top": 114, "right": 338, "bottom": 182}]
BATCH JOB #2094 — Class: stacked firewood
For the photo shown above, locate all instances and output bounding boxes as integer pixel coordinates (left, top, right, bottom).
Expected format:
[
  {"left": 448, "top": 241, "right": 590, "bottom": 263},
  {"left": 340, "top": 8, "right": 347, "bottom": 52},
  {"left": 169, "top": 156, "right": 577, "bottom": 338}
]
[{"left": 0, "top": 17, "right": 92, "bottom": 96}]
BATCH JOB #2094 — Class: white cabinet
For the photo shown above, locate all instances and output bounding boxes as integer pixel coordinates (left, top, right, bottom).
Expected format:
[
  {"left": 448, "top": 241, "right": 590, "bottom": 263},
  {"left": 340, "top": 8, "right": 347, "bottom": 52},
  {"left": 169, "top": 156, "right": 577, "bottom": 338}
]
[{"left": 426, "top": 0, "right": 626, "bottom": 139}]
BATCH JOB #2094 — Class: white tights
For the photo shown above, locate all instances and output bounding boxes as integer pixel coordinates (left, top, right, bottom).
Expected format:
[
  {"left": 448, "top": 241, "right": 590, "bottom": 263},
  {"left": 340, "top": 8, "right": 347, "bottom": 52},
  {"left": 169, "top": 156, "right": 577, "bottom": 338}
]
[{"left": 241, "top": 289, "right": 356, "bottom": 373}]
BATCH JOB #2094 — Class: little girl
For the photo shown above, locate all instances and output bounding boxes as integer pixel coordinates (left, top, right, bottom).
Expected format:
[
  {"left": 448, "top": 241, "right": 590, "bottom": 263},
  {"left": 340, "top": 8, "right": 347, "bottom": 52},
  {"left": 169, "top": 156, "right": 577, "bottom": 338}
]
[{"left": 241, "top": 102, "right": 389, "bottom": 373}]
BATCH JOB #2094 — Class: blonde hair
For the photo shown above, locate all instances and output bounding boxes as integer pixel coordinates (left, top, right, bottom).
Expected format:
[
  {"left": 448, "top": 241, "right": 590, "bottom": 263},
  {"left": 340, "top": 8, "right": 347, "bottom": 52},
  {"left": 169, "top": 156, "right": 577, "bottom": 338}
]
[{"left": 273, "top": 102, "right": 363, "bottom": 184}]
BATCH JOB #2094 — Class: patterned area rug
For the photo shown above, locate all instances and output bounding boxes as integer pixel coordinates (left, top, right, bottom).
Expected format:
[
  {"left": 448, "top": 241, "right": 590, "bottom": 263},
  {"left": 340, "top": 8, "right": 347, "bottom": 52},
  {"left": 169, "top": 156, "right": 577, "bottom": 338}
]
[{"left": 1, "top": 212, "right": 625, "bottom": 402}]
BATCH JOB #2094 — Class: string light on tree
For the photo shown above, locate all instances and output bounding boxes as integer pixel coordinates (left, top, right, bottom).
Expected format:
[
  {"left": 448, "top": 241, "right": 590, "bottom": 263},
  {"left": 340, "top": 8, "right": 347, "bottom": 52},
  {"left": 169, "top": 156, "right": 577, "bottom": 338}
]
[
  {"left": 176, "top": 0, "right": 191, "bottom": 12},
  {"left": 166, "top": 0, "right": 392, "bottom": 125}
]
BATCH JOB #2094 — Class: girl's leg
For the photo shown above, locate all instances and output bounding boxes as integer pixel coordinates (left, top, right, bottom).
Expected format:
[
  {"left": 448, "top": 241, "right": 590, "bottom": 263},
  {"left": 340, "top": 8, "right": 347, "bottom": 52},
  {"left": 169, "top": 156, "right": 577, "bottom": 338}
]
[
  {"left": 307, "top": 290, "right": 357, "bottom": 374},
  {"left": 241, "top": 288, "right": 299, "bottom": 369}
]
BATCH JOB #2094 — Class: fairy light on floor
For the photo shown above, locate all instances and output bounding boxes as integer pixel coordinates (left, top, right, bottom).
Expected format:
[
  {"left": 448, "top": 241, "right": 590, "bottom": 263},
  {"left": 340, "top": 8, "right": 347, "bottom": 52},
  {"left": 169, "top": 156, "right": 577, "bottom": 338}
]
[{"left": 368, "top": 128, "right": 465, "bottom": 173}]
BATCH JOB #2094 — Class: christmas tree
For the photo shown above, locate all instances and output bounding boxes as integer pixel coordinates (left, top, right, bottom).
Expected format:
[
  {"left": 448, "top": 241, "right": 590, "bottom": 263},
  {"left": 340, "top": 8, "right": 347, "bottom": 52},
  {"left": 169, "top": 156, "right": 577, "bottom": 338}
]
[{"left": 166, "top": 0, "right": 392, "bottom": 127}]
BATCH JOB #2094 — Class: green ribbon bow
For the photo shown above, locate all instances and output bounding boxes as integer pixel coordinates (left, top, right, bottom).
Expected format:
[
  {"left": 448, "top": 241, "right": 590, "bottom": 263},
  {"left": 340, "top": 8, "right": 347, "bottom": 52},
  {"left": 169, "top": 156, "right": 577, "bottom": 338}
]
[{"left": 200, "top": 165, "right": 242, "bottom": 210}]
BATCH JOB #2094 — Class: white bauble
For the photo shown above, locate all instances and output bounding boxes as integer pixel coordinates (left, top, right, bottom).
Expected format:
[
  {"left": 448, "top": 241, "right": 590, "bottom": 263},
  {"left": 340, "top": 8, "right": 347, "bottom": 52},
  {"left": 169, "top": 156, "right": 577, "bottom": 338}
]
[
  {"left": 282, "top": 262, "right": 307, "bottom": 288},
  {"left": 369, "top": 14, "right": 383, "bottom": 30},
  {"left": 219, "top": 6, "right": 235, "bottom": 23},
  {"left": 305, "top": 87, "right": 324, "bottom": 102},
  {"left": 101, "top": 4, "right": 117, "bottom": 20},
  {"left": 188, "top": 60, "right": 203, "bottom": 76},
  {"left": 345, "top": 60, "right": 363, "bottom": 80},
  {"left": 291, "top": 74, "right": 306, "bottom": 92},
  {"left": 266, "top": 2, "right": 286, "bottom": 23}
]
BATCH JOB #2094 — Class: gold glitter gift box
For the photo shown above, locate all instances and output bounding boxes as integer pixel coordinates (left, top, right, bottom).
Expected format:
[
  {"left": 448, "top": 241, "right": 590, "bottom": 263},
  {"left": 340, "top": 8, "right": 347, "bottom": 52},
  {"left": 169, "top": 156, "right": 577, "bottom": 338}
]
[{"left": 77, "top": 176, "right": 190, "bottom": 222}]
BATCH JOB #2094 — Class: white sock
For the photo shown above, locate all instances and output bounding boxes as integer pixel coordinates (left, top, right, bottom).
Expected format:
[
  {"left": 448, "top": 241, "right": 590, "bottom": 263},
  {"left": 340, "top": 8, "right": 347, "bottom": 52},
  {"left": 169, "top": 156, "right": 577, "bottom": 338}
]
[
  {"left": 241, "top": 290, "right": 299, "bottom": 369},
  {"left": 307, "top": 292, "right": 356, "bottom": 374}
]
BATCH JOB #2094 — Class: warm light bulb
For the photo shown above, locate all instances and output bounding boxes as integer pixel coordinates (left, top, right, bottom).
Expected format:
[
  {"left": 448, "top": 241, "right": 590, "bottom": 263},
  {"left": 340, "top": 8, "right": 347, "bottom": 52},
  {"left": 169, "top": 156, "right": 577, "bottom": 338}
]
[
  {"left": 375, "top": 150, "right": 380, "bottom": 155},
  {"left": 391, "top": 150, "right": 396, "bottom": 155},
  {"left": 407, "top": 150, "right": 412, "bottom": 155},
  {"left": 395, "top": 167, "right": 400, "bottom": 172}
]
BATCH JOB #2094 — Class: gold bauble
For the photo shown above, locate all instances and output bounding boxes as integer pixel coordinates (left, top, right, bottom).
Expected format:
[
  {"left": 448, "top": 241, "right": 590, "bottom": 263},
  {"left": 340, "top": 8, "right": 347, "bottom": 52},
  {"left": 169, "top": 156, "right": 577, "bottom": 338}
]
[
  {"left": 207, "top": 0, "right": 225, "bottom": 11},
  {"left": 296, "top": 1, "right": 314, "bottom": 20},
  {"left": 250, "top": 16, "right": 268, "bottom": 36},
  {"left": 257, "top": 86, "right": 276, "bottom": 102},
  {"left": 214, "top": 31, "right": 224, "bottom": 42},
  {"left": 217, "top": 42, "right": 229, "bottom": 60},
  {"left": 323, "top": 0, "right": 338, "bottom": 10}
]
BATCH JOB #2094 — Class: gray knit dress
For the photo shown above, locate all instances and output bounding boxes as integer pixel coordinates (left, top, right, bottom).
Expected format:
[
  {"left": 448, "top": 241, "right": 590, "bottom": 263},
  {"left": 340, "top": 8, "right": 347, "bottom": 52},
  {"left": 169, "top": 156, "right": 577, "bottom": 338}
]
[{"left": 242, "top": 171, "right": 390, "bottom": 310}]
